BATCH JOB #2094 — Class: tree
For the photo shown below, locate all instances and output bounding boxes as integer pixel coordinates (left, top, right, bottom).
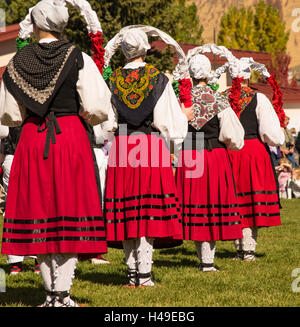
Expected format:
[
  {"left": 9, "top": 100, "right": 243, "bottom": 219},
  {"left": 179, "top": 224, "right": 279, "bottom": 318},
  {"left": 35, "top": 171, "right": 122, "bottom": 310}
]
[
  {"left": 218, "top": 6, "right": 257, "bottom": 51},
  {"left": 253, "top": 0, "right": 289, "bottom": 54},
  {"left": 217, "top": 0, "right": 290, "bottom": 85},
  {"left": 65, "top": 0, "right": 204, "bottom": 71},
  {"left": 171, "top": 0, "right": 204, "bottom": 44},
  {"left": 3, "top": 0, "right": 38, "bottom": 25},
  {"left": 3, "top": 0, "right": 203, "bottom": 72},
  {"left": 218, "top": 0, "right": 289, "bottom": 55},
  {"left": 267, "top": 50, "right": 291, "bottom": 87}
]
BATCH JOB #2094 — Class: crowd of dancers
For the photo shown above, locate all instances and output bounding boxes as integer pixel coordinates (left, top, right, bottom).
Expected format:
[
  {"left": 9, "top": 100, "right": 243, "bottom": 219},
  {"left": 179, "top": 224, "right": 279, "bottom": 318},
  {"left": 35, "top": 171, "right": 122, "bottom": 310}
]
[{"left": 0, "top": 0, "right": 287, "bottom": 307}]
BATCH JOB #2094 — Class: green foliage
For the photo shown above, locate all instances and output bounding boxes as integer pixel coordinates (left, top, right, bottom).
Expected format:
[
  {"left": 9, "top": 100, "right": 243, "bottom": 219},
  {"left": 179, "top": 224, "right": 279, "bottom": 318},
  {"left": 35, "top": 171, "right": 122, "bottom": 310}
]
[
  {"left": 218, "top": 0, "right": 289, "bottom": 55},
  {"left": 3, "top": 0, "right": 38, "bottom": 25},
  {"left": 172, "top": 0, "right": 204, "bottom": 44},
  {"left": 218, "top": 6, "right": 257, "bottom": 51},
  {"left": 3, "top": 0, "right": 203, "bottom": 72},
  {"left": 0, "top": 0, "right": 8, "bottom": 10},
  {"left": 65, "top": 0, "right": 203, "bottom": 71},
  {"left": 253, "top": 0, "right": 289, "bottom": 54}
]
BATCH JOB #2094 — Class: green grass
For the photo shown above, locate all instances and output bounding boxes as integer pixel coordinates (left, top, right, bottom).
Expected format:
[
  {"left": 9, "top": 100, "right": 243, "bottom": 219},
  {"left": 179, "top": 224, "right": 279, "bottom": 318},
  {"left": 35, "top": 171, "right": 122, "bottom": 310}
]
[{"left": 0, "top": 199, "right": 300, "bottom": 307}]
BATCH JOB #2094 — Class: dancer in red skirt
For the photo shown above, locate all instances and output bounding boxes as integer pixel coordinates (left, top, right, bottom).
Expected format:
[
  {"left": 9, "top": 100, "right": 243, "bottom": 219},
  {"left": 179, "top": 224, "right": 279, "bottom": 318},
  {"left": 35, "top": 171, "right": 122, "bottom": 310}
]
[
  {"left": 222, "top": 56, "right": 285, "bottom": 261},
  {"left": 0, "top": 0, "right": 112, "bottom": 306},
  {"left": 175, "top": 45, "right": 245, "bottom": 272},
  {"left": 103, "top": 26, "right": 193, "bottom": 287}
]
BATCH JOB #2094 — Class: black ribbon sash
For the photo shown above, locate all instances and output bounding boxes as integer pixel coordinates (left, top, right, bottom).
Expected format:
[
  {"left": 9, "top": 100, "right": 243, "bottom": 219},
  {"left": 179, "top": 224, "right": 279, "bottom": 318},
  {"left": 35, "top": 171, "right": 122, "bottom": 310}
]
[{"left": 37, "top": 111, "right": 77, "bottom": 159}]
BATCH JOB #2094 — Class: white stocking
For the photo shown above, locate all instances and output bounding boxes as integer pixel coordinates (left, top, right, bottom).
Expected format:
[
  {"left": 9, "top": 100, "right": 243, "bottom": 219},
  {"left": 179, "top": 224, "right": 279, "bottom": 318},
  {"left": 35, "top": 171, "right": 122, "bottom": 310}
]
[
  {"left": 234, "top": 227, "right": 258, "bottom": 251},
  {"left": 234, "top": 227, "right": 258, "bottom": 260},
  {"left": 123, "top": 239, "right": 138, "bottom": 285},
  {"left": 37, "top": 254, "right": 78, "bottom": 306},
  {"left": 195, "top": 241, "right": 216, "bottom": 271},
  {"left": 136, "top": 237, "right": 154, "bottom": 286},
  {"left": 37, "top": 254, "right": 53, "bottom": 292},
  {"left": 51, "top": 254, "right": 78, "bottom": 292}
]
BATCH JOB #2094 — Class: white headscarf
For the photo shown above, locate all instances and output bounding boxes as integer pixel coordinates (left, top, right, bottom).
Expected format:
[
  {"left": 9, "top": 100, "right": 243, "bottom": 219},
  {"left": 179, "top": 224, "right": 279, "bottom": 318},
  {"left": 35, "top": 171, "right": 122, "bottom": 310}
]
[
  {"left": 19, "top": 0, "right": 102, "bottom": 39},
  {"left": 120, "top": 28, "right": 151, "bottom": 59},
  {"left": 31, "top": 0, "right": 69, "bottom": 34},
  {"left": 188, "top": 54, "right": 212, "bottom": 80},
  {"left": 232, "top": 57, "right": 270, "bottom": 80},
  {"left": 210, "top": 55, "right": 271, "bottom": 81},
  {"left": 104, "top": 25, "right": 189, "bottom": 79},
  {"left": 185, "top": 44, "right": 239, "bottom": 84},
  {"left": 236, "top": 57, "right": 253, "bottom": 80}
]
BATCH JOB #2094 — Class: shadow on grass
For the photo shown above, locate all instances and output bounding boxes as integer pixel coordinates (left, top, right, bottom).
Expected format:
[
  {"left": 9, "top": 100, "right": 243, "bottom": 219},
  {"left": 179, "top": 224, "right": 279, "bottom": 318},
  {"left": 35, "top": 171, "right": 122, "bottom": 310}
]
[
  {"left": 0, "top": 286, "right": 44, "bottom": 307},
  {"left": 75, "top": 270, "right": 126, "bottom": 286},
  {"left": 215, "top": 249, "right": 266, "bottom": 259},
  {"left": 0, "top": 263, "right": 9, "bottom": 274},
  {"left": 158, "top": 247, "right": 195, "bottom": 256},
  {"left": 75, "top": 259, "right": 198, "bottom": 285},
  {"left": 154, "top": 257, "right": 198, "bottom": 268},
  {"left": 0, "top": 262, "right": 38, "bottom": 274}
]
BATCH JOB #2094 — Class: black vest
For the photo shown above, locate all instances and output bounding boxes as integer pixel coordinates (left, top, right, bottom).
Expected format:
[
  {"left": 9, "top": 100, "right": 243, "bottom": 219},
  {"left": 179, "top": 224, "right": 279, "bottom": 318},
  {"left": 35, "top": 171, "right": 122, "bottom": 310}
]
[
  {"left": 27, "top": 53, "right": 83, "bottom": 117},
  {"left": 108, "top": 70, "right": 169, "bottom": 135},
  {"left": 239, "top": 94, "right": 259, "bottom": 139},
  {"left": 25, "top": 53, "right": 84, "bottom": 160},
  {"left": 184, "top": 115, "right": 225, "bottom": 151}
]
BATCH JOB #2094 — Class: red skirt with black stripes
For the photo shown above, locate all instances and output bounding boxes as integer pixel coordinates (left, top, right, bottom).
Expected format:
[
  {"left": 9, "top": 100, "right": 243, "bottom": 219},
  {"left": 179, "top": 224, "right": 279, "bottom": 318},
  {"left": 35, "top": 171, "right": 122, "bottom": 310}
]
[
  {"left": 104, "top": 134, "right": 182, "bottom": 241},
  {"left": 1, "top": 116, "right": 107, "bottom": 256},
  {"left": 228, "top": 138, "right": 281, "bottom": 228},
  {"left": 175, "top": 147, "right": 242, "bottom": 241}
]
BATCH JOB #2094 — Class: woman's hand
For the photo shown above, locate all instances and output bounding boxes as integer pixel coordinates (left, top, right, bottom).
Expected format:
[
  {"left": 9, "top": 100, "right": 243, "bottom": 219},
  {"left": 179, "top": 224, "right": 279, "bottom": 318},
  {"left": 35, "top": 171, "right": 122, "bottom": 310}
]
[{"left": 181, "top": 103, "right": 194, "bottom": 121}]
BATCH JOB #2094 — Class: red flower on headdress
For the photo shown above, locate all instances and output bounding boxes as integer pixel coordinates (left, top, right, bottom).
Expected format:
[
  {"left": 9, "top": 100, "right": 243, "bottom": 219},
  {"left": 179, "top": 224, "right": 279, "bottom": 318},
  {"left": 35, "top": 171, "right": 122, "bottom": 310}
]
[
  {"left": 266, "top": 74, "right": 286, "bottom": 127},
  {"left": 89, "top": 31, "right": 105, "bottom": 75},
  {"left": 229, "top": 77, "right": 244, "bottom": 117},
  {"left": 178, "top": 78, "right": 193, "bottom": 108}
]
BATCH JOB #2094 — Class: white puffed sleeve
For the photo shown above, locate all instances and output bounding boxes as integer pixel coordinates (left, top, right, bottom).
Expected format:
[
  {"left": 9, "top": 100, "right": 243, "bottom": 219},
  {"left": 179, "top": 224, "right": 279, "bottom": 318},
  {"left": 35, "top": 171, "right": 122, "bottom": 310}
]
[
  {"left": 76, "top": 52, "right": 112, "bottom": 126},
  {"left": 0, "top": 80, "right": 27, "bottom": 127},
  {"left": 218, "top": 107, "right": 245, "bottom": 151},
  {"left": 256, "top": 93, "right": 285, "bottom": 146},
  {"left": 153, "top": 80, "right": 188, "bottom": 141},
  {"left": 0, "top": 124, "right": 9, "bottom": 139},
  {"left": 93, "top": 106, "right": 117, "bottom": 144}
]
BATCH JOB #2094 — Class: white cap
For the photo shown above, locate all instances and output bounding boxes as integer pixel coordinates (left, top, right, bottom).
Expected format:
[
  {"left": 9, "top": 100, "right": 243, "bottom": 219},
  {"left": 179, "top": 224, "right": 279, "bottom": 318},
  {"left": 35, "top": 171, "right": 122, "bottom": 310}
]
[
  {"left": 31, "top": 0, "right": 69, "bottom": 34},
  {"left": 120, "top": 28, "right": 151, "bottom": 59},
  {"left": 188, "top": 54, "right": 212, "bottom": 80}
]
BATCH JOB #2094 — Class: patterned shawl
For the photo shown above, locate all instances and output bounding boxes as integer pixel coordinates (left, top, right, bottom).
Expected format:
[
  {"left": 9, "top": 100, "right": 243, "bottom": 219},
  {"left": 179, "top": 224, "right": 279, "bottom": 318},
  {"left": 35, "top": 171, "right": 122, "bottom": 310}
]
[
  {"left": 107, "top": 63, "right": 169, "bottom": 126},
  {"left": 3, "top": 40, "right": 81, "bottom": 117},
  {"left": 223, "top": 85, "right": 256, "bottom": 117},
  {"left": 108, "top": 64, "right": 160, "bottom": 109},
  {"left": 190, "top": 85, "right": 230, "bottom": 130}
]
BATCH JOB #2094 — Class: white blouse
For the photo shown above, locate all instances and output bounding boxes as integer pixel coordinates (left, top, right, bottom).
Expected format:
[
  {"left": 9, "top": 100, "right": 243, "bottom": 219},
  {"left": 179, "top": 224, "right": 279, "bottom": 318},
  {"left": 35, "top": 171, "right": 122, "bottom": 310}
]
[
  {"left": 218, "top": 107, "right": 245, "bottom": 151},
  {"left": 255, "top": 93, "right": 285, "bottom": 146},
  {"left": 102, "top": 61, "right": 188, "bottom": 142},
  {"left": 0, "top": 38, "right": 112, "bottom": 127},
  {"left": 0, "top": 125, "right": 9, "bottom": 139}
]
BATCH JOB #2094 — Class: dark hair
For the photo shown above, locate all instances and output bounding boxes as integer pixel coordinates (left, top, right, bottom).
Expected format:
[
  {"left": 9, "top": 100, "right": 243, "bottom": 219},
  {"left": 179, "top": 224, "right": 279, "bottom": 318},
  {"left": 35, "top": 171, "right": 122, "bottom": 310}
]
[{"left": 192, "top": 77, "right": 207, "bottom": 85}]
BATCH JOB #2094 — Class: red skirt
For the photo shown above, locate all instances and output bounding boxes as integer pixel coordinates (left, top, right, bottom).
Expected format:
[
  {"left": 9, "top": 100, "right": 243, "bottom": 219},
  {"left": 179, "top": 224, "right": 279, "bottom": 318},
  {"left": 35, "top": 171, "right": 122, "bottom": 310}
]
[
  {"left": 176, "top": 148, "right": 242, "bottom": 241},
  {"left": 104, "top": 134, "right": 182, "bottom": 241},
  {"left": 228, "top": 138, "right": 281, "bottom": 228},
  {"left": 1, "top": 116, "right": 107, "bottom": 256}
]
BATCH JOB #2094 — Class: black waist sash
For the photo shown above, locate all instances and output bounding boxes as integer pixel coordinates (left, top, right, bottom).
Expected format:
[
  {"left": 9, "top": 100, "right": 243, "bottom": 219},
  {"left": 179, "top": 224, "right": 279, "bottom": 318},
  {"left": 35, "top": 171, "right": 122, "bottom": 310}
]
[
  {"left": 183, "top": 136, "right": 226, "bottom": 151},
  {"left": 204, "top": 138, "right": 226, "bottom": 151},
  {"left": 35, "top": 111, "right": 78, "bottom": 159},
  {"left": 244, "top": 134, "right": 259, "bottom": 140},
  {"left": 114, "top": 120, "right": 158, "bottom": 136}
]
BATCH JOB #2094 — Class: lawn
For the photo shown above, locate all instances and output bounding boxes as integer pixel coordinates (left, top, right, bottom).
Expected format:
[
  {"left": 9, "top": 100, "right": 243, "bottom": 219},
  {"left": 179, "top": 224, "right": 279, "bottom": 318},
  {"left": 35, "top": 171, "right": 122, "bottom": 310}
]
[{"left": 0, "top": 199, "right": 299, "bottom": 307}]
